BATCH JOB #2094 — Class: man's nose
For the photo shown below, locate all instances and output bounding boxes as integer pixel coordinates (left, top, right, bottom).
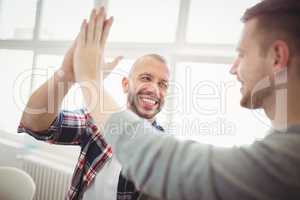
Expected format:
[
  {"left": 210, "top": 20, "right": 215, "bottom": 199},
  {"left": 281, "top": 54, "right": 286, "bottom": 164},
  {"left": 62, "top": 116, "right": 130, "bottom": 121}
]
[
  {"left": 146, "top": 83, "right": 160, "bottom": 97},
  {"left": 230, "top": 58, "right": 239, "bottom": 75}
]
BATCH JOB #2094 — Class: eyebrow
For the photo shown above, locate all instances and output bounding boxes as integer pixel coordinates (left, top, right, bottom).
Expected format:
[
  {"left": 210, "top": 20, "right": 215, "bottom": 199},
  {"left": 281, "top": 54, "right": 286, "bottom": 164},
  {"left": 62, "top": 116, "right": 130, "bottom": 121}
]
[
  {"left": 161, "top": 79, "right": 169, "bottom": 84},
  {"left": 139, "top": 73, "right": 169, "bottom": 83},
  {"left": 138, "top": 73, "right": 152, "bottom": 78}
]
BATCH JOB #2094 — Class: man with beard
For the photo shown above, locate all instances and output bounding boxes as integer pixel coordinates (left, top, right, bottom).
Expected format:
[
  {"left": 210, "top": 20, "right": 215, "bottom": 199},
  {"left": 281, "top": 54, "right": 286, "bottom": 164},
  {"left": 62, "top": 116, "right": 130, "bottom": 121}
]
[
  {"left": 18, "top": 23, "right": 170, "bottom": 200},
  {"left": 73, "top": 1, "right": 300, "bottom": 200},
  {"left": 124, "top": 54, "right": 168, "bottom": 121}
]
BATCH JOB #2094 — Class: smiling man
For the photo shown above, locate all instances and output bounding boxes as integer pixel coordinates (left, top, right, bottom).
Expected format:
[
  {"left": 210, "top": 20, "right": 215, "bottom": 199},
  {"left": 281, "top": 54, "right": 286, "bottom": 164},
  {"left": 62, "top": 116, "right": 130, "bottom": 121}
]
[{"left": 125, "top": 54, "right": 169, "bottom": 121}]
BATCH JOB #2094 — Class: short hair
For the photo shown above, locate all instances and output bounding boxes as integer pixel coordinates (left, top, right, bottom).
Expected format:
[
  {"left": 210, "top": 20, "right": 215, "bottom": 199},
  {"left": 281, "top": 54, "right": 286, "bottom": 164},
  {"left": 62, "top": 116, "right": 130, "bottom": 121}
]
[
  {"left": 137, "top": 54, "right": 167, "bottom": 65},
  {"left": 241, "top": 0, "right": 300, "bottom": 56},
  {"left": 128, "top": 54, "right": 168, "bottom": 78}
]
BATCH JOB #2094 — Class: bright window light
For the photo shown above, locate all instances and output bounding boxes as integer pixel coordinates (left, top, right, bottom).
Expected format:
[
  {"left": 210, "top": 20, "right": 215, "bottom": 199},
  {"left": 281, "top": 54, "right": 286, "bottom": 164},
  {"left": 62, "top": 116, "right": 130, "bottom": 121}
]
[
  {"left": 0, "top": 0, "right": 37, "bottom": 39},
  {"left": 186, "top": 0, "right": 260, "bottom": 44},
  {"left": 39, "top": 0, "right": 93, "bottom": 40},
  {"left": 0, "top": 50, "right": 33, "bottom": 133},
  {"left": 104, "top": 58, "right": 133, "bottom": 106},
  {"left": 172, "top": 62, "right": 270, "bottom": 146},
  {"left": 108, "top": 0, "right": 180, "bottom": 43}
]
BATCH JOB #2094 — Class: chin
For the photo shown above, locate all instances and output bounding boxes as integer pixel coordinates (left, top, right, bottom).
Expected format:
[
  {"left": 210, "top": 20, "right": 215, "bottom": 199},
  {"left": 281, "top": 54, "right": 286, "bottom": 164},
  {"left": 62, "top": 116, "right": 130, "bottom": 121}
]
[
  {"left": 240, "top": 90, "right": 264, "bottom": 110},
  {"left": 136, "top": 109, "right": 156, "bottom": 119},
  {"left": 240, "top": 99, "right": 262, "bottom": 109}
]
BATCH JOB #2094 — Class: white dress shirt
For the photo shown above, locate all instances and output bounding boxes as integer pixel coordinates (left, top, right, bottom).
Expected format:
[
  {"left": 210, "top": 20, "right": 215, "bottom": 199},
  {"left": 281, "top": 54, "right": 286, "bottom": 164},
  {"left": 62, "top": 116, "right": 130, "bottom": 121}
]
[{"left": 83, "top": 154, "right": 122, "bottom": 200}]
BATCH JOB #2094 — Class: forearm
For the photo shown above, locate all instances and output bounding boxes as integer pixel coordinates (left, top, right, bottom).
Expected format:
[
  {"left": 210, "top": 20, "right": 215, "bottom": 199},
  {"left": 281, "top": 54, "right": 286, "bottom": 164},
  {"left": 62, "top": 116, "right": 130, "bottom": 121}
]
[{"left": 20, "top": 70, "right": 74, "bottom": 132}]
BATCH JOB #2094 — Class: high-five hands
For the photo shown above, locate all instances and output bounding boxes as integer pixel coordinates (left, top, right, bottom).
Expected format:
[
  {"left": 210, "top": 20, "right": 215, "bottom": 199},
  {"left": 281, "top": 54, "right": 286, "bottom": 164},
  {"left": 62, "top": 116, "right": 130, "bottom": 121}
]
[
  {"left": 73, "top": 7, "right": 117, "bottom": 83},
  {"left": 73, "top": 7, "right": 121, "bottom": 125},
  {"left": 59, "top": 7, "right": 121, "bottom": 85}
]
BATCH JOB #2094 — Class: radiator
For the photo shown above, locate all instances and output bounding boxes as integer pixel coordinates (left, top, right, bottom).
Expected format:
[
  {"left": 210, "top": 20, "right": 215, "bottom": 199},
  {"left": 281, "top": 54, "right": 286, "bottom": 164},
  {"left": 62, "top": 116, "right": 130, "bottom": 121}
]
[{"left": 19, "top": 154, "right": 73, "bottom": 200}]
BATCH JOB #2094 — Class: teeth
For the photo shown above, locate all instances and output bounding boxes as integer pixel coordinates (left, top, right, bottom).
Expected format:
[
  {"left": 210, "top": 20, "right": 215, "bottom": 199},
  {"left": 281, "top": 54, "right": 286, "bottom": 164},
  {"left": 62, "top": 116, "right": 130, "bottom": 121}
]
[{"left": 141, "top": 98, "right": 156, "bottom": 105}]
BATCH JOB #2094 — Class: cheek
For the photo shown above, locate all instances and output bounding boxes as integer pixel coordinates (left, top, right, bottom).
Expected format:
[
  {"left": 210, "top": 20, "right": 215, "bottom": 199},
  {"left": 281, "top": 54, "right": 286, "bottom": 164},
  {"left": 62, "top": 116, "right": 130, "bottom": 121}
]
[
  {"left": 239, "top": 58, "right": 257, "bottom": 81},
  {"left": 128, "top": 85, "right": 139, "bottom": 97},
  {"left": 159, "top": 90, "right": 167, "bottom": 101},
  {"left": 132, "top": 81, "right": 145, "bottom": 92},
  {"left": 238, "top": 61, "right": 248, "bottom": 80},
  {"left": 242, "top": 62, "right": 271, "bottom": 91}
]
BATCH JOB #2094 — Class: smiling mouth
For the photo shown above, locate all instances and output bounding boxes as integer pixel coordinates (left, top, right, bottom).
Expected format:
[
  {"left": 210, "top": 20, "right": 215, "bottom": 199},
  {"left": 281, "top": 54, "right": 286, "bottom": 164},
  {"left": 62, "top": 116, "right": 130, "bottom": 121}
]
[
  {"left": 237, "top": 78, "right": 243, "bottom": 84},
  {"left": 138, "top": 95, "right": 159, "bottom": 110}
]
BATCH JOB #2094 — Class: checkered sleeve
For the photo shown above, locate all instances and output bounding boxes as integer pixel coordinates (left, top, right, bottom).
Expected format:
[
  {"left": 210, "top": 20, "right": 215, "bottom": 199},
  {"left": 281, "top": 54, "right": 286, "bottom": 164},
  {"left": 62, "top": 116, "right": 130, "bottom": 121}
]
[{"left": 18, "top": 109, "right": 92, "bottom": 145}]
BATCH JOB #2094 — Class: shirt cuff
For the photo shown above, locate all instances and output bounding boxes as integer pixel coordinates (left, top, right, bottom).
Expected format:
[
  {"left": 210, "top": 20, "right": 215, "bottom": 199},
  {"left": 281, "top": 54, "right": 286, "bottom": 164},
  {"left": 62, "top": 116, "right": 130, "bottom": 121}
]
[{"left": 17, "top": 114, "right": 61, "bottom": 142}]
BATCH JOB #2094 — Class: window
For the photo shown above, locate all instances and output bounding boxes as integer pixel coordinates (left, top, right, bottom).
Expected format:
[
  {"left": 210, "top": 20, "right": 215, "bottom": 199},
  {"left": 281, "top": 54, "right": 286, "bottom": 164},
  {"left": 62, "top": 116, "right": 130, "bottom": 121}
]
[
  {"left": 108, "top": 0, "right": 180, "bottom": 43},
  {"left": 0, "top": 50, "right": 33, "bottom": 132},
  {"left": 104, "top": 58, "right": 134, "bottom": 106},
  {"left": 172, "top": 62, "right": 270, "bottom": 146},
  {"left": 34, "top": 55, "right": 63, "bottom": 91},
  {"left": 0, "top": 0, "right": 37, "bottom": 39},
  {"left": 40, "top": 0, "right": 93, "bottom": 40},
  {"left": 186, "top": 0, "right": 259, "bottom": 44}
]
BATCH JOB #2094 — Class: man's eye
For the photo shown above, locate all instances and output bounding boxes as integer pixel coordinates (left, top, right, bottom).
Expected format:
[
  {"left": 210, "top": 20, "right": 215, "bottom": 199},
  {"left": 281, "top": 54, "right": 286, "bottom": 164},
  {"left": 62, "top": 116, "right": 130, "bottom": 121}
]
[
  {"left": 238, "top": 53, "right": 244, "bottom": 58},
  {"left": 160, "top": 82, "right": 168, "bottom": 89},
  {"left": 141, "top": 76, "right": 151, "bottom": 81}
]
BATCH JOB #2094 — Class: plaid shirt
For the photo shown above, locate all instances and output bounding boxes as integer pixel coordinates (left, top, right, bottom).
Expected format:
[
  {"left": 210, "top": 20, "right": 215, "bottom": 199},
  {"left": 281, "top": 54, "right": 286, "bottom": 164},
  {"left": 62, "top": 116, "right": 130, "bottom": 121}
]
[{"left": 18, "top": 109, "right": 164, "bottom": 200}]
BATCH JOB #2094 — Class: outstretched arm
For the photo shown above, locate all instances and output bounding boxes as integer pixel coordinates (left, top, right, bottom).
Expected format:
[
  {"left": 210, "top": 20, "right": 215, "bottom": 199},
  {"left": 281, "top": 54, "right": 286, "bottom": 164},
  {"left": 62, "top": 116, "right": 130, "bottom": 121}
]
[
  {"left": 20, "top": 41, "right": 77, "bottom": 133},
  {"left": 20, "top": 20, "right": 122, "bottom": 133}
]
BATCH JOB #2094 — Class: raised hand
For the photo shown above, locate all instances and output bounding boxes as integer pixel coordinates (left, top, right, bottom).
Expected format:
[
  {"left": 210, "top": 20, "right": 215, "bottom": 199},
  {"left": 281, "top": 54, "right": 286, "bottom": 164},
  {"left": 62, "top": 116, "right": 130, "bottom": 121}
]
[
  {"left": 73, "top": 7, "right": 114, "bottom": 83},
  {"left": 72, "top": 7, "right": 120, "bottom": 125},
  {"left": 60, "top": 40, "right": 122, "bottom": 84}
]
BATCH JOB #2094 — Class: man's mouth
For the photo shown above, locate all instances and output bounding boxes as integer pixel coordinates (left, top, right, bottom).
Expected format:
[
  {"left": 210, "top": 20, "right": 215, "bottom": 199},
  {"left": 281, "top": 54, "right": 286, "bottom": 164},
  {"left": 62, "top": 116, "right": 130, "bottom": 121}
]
[
  {"left": 237, "top": 76, "right": 244, "bottom": 84},
  {"left": 138, "top": 95, "right": 159, "bottom": 110},
  {"left": 240, "top": 86, "right": 244, "bottom": 94}
]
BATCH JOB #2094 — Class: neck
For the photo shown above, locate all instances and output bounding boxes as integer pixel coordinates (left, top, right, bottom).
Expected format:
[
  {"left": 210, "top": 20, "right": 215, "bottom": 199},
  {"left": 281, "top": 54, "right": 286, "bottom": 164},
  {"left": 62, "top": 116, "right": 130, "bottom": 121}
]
[
  {"left": 145, "top": 116, "right": 156, "bottom": 124},
  {"left": 126, "top": 104, "right": 156, "bottom": 123},
  {"left": 263, "top": 76, "right": 300, "bottom": 130}
]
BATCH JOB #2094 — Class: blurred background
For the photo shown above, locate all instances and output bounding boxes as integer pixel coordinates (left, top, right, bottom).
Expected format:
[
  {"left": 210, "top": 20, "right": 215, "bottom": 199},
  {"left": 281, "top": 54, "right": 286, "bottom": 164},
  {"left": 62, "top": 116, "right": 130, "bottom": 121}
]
[{"left": 0, "top": 0, "right": 270, "bottom": 198}]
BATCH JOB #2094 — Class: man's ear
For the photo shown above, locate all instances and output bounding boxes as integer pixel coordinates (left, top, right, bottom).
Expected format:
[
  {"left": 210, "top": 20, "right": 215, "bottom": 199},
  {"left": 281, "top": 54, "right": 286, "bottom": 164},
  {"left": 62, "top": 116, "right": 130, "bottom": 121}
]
[
  {"left": 271, "top": 40, "right": 290, "bottom": 71},
  {"left": 122, "top": 77, "right": 129, "bottom": 93}
]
